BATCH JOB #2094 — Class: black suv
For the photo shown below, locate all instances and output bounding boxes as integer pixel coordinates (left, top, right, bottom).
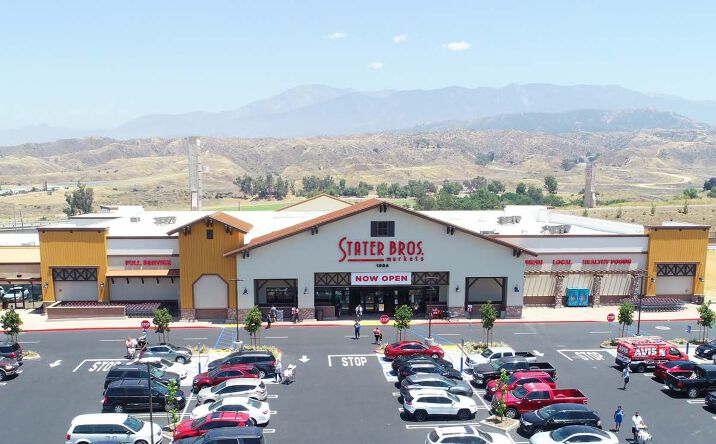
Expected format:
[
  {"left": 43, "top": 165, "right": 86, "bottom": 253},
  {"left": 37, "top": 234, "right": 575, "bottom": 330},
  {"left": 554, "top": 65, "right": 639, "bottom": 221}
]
[
  {"left": 173, "top": 426, "right": 265, "bottom": 444},
  {"left": 207, "top": 350, "right": 276, "bottom": 378},
  {"left": 391, "top": 354, "right": 454, "bottom": 372},
  {"left": 518, "top": 403, "right": 601, "bottom": 436},
  {"left": 104, "top": 364, "right": 180, "bottom": 389},
  {"left": 102, "top": 378, "right": 186, "bottom": 413},
  {"left": 0, "top": 341, "right": 22, "bottom": 362},
  {"left": 695, "top": 340, "right": 716, "bottom": 360},
  {"left": 397, "top": 361, "right": 463, "bottom": 382}
]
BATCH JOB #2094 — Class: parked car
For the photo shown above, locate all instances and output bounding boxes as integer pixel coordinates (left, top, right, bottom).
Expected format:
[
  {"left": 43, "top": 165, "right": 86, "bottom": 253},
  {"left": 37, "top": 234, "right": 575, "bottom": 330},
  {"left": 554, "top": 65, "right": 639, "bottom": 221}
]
[
  {"left": 665, "top": 364, "right": 716, "bottom": 398},
  {"left": 384, "top": 341, "right": 444, "bottom": 360},
  {"left": 172, "top": 427, "right": 265, "bottom": 444},
  {"left": 173, "top": 412, "right": 251, "bottom": 440},
  {"left": 402, "top": 388, "right": 477, "bottom": 422},
  {"left": 140, "top": 343, "right": 193, "bottom": 364},
  {"left": 425, "top": 425, "right": 511, "bottom": 444},
  {"left": 473, "top": 356, "right": 556, "bottom": 387},
  {"left": 529, "top": 425, "right": 618, "bottom": 444},
  {"left": 0, "top": 341, "right": 22, "bottom": 362},
  {"left": 207, "top": 350, "right": 277, "bottom": 378},
  {"left": 485, "top": 371, "right": 557, "bottom": 399},
  {"left": 193, "top": 364, "right": 260, "bottom": 392},
  {"left": 705, "top": 391, "right": 716, "bottom": 410},
  {"left": 65, "top": 413, "right": 163, "bottom": 444},
  {"left": 196, "top": 378, "right": 267, "bottom": 404},
  {"left": 0, "top": 357, "right": 20, "bottom": 381},
  {"left": 400, "top": 374, "right": 474, "bottom": 399},
  {"left": 615, "top": 336, "right": 686, "bottom": 372},
  {"left": 398, "top": 362, "right": 463, "bottom": 382},
  {"left": 134, "top": 356, "right": 188, "bottom": 379},
  {"left": 1, "top": 287, "right": 29, "bottom": 302},
  {"left": 653, "top": 360, "right": 697, "bottom": 381},
  {"left": 391, "top": 354, "right": 454, "bottom": 372},
  {"left": 492, "top": 383, "right": 588, "bottom": 419},
  {"left": 102, "top": 379, "right": 187, "bottom": 413},
  {"left": 190, "top": 396, "right": 271, "bottom": 425},
  {"left": 518, "top": 403, "right": 602, "bottom": 437},
  {"left": 104, "top": 364, "right": 180, "bottom": 389},
  {"left": 466, "top": 347, "right": 537, "bottom": 367},
  {"left": 695, "top": 339, "right": 716, "bottom": 360}
]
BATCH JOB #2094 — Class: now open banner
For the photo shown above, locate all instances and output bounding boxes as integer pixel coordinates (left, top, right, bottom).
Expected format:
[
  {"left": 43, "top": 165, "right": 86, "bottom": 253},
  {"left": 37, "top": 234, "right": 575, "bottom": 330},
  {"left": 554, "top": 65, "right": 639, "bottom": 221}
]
[{"left": 350, "top": 272, "right": 412, "bottom": 286}]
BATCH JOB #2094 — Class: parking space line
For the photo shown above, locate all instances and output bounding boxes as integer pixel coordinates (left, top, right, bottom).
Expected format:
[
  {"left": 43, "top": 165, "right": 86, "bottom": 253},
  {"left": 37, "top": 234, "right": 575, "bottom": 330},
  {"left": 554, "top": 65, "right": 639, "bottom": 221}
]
[
  {"left": 406, "top": 422, "right": 481, "bottom": 429},
  {"left": 180, "top": 393, "right": 194, "bottom": 421},
  {"left": 439, "top": 333, "right": 461, "bottom": 336},
  {"left": 263, "top": 429, "right": 276, "bottom": 434},
  {"left": 18, "top": 341, "right": 40, "bottom": 344},
  {"left": 267, "top": 395, "right": 279, "bottom": 399},
  {"left": 269, "top": 410, "right": 277, "bottom": 415},
  {"left": 264, "top": 336, "right": 288, "bottom": 339},
  {"left": 184, "top": 337, "right": 208, "bottom": 340},
  {"left": 513, "top": 332, "right": 536, "bottom": 335},
  {"left": 588, "top": 331, "right": 610, "bottom": 334},
  {"left": 557, "top": 350, "right": 573, "bottom": 361}
]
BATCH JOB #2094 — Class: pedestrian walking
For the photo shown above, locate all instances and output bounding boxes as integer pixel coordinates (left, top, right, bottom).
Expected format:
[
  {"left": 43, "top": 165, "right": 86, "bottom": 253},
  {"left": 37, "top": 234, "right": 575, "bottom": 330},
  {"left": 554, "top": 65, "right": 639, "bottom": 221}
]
[
  {"left": 373, "top": 327, "right": 382, "bottom": 345},
  {"left": 291, "top": 307, "right": 297, "bottom": 323},
  {"left": 355, "top": 304, "right": 363, "bottom": 320},
  {"left": 275, "top": 360, "right": 283, "bottom": 383},
  {"left": 354, "top": 320, "right": 361, "bottom": 339},
  {"left": 270, "top": 305, "right": 278, "bottom": 323},
  {"left": 631, "top": 411, "right": 646, "bottom": 443},
  {"left": 125, "top": 337, "right": 133, "bottom": 359},
  {"left": 622, "top": 364, "right": 631, "bottom": 390},
  {"left": 129, "top": 337, "right": 138, "bottom": 359},
  {"left": 266, "top": 311, "right": 272, "bottom": 329},
  {"left": 614, "top": 405, "right": 624, "bottom": 432}
]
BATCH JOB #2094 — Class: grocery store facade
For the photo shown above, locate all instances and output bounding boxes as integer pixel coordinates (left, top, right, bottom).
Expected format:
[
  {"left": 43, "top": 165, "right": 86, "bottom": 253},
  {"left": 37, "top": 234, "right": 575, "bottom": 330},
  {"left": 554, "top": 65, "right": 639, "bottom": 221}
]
[{"left": 0, "top": 196, "right": 709, "bottom": 320}]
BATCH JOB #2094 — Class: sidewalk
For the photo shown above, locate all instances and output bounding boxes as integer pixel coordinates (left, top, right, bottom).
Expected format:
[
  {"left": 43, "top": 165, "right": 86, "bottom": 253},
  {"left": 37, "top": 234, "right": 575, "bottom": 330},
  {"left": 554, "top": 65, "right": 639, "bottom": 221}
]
[{"left": 1, "top": 303, "right": 702, "bottom": 333}]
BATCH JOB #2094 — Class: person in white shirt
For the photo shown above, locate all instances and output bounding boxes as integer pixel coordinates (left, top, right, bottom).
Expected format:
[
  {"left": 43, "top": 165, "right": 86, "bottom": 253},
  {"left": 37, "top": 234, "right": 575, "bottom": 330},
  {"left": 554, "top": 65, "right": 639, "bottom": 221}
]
[
  {"left": 622, "top": 365, "right": 631, "bottom": 390},
  {"left": 632, "top": 411, "right": 646, "bottom": 442}
]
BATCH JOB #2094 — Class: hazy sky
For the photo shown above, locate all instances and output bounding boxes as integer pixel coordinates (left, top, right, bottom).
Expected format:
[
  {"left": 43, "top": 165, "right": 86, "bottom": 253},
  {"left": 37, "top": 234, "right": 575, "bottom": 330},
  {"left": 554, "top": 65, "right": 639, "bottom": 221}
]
[{"left": 2, "top": 0, "right": 715, "bottom": 129}]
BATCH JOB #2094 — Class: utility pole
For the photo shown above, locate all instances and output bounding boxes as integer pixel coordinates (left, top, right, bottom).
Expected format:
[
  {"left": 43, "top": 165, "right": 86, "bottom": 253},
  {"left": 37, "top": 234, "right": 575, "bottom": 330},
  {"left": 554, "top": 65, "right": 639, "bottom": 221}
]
[{"left": 146, "top": 362, "right": 155, "bottom": 444}]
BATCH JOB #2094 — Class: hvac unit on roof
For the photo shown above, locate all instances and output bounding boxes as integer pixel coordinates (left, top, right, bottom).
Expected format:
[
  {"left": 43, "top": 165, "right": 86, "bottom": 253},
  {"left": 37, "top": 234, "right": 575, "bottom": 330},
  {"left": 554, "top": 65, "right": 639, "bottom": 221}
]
[
  {"left": 497, "top": 216, "right": 522, "bottom": 225},
  {"left": 480, "top": 230, "right": 497, "bottom": 235},
  {"left": 153, "top": 216, "right": 177, "bottom": 225},
  {"left": 541, "top": 224, "right": 571, "bottom": 235},
  {"left": 130, "top": 217, "right": 141, "bottom": 223}
]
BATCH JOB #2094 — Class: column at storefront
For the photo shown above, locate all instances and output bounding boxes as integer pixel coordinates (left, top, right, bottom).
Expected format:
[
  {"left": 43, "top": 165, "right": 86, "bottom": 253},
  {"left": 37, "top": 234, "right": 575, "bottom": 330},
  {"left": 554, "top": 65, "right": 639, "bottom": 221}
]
[
  {"left": 553, "top": 274, "right": 566, "bottom": 307},
  {"left": 591, "top": 274, "right": 603, "bottom": 307}
]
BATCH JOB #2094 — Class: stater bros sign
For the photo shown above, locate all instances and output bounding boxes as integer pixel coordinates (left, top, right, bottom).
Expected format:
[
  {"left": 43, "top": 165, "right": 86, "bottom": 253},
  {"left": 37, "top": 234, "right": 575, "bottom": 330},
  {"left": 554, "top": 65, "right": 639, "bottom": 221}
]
[
  {"left": 338, "top": 236, "right": 424, "bottom": 263},
  {"left": 351, "top": 272, "right": 412, "bottom": 286}
]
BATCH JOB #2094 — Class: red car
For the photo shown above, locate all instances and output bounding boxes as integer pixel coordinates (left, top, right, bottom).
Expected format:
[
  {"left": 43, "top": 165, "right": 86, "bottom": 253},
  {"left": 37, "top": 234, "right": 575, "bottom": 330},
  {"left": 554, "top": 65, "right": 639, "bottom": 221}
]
[
  {"left": 485, "top": 371, "right": 556, "bottom": 398},
  {"left": 192, "top": 364, "right": 260, "bottom": 392},
  {"left": 173, "top": 412, "right": 251, "bottom": 440},
  {"left": 384, "top": 341, "right": 444, "bottom": 361},
  {"left": 653, "top": 360, "right": 697, "bottom": 381}
]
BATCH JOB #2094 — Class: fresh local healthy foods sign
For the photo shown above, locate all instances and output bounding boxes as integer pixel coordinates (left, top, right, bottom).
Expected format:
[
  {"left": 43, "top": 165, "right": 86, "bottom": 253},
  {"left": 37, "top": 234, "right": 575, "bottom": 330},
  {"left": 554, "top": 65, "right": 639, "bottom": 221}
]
[
  {"left": 338, "top": 237, "right": 424, "bottom": 263},
  {"left": 351, "top": 272, "right": 412, "bottom": 286}
]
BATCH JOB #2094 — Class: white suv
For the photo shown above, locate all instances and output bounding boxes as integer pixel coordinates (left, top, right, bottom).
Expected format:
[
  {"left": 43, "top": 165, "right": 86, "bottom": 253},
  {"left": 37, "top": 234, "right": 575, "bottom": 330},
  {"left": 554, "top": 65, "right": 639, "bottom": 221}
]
[
  {"left": 426, "top": 426, "right": 511, "bottom": 444},
  {"left": 134, "top": 356, "right": 188, "bottom": 379},
  {"left": 65, "top": 413, "right": 162, "bottom": 444},
  {"left": 403, "top": 389, "right": 477, "bottom": 422},
  {"left": 196, "top": 378, "right": 267, "bottom": 404}
]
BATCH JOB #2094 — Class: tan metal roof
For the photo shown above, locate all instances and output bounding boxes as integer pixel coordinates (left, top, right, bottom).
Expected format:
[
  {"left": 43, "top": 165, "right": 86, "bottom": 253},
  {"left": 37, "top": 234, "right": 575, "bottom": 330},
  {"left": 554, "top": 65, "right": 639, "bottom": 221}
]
[
  {"left": 0, "top": 246, "right": 40, "bottom": 264},
  {"left": 166, "top": 212, "right": 253, "bottom": 235}
]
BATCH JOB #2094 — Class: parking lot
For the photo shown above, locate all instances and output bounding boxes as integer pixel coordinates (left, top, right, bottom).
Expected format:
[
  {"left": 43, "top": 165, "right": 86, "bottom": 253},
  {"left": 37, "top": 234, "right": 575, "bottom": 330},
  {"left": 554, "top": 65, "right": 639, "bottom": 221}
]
[{"left": 0, "top": 319, "right": 714, "bottom": 443}]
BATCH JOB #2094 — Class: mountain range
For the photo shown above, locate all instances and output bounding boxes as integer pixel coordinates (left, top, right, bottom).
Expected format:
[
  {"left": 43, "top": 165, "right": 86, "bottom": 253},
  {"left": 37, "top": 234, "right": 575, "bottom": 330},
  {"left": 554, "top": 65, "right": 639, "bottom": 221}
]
[{"left": 2, "top": 84, "right": 715, "bottom": 145}]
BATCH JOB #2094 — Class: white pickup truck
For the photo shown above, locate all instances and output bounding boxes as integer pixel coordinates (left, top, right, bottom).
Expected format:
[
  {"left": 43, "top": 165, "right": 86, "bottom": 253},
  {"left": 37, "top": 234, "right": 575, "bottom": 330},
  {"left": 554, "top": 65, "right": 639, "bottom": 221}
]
[{"left": 465, "top": 347, "right": 537, "bottom": 367}]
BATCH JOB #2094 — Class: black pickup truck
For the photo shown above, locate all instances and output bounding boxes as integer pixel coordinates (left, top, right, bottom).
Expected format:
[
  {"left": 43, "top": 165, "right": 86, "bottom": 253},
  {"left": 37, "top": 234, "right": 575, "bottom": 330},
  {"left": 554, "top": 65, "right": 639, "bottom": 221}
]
[
  {"left": 472, "top": 356, "right": 557, "bottom": 387},
  {"left": 665, "top": 364, "right": 716, "bottom": 398}
]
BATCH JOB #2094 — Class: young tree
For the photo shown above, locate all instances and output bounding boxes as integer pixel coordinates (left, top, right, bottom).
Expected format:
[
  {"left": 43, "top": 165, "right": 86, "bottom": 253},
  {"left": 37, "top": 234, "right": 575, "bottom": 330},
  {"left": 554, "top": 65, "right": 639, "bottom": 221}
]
[
  {"left": 0, "top": 309, "right": 22, "bottom": 341},
  {"left": 544, "top": 176, "right": 558, "bottom": 194},
  {"left": 697, "top": 302, "right": 715, "bottom": 342},
  {"left": 480, "top": 302, "right": 498, "bottom": 346},
  {"left": 682, "top": 199, "right": 689, "bottom": 215},
  {"left": 152, "top": 308, "right": 173, "bottom": 343},
  {"left": 515, "top": 182, "right": 526, "bottom": 195},
  {"left": 63, "top": 181, "right": 95, "bottom": 216},
  {"left": 494, "top": 368, "right": 510, "bottom": 421},
  {"left": 616, "top": 206, "right": 623, "bottom": 219},
  {"left": 164, "top": 379, "right": 180, "bottom": 429},
  {"left": 394, "top": 304, "right": 413, "bottom": 342},
  {"left": 617, "top": 302, "right": 635, "bottom": 337},
  {"left": 244, "top": 306, "right": 263, "bottom": 346}
]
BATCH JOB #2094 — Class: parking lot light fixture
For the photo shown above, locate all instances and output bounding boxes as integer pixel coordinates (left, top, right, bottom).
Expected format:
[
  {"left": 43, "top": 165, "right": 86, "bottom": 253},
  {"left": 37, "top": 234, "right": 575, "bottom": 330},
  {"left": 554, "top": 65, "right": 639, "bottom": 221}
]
[{"left": 146, "top": 362, "right": 155, "bottom": 444}]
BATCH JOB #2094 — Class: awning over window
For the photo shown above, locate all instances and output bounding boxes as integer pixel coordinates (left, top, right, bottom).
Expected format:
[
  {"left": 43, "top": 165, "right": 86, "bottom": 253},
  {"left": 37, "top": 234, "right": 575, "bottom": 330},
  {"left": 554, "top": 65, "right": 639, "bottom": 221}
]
[{"left": 0, "top": 272, "right": 41, "bottom": 283}]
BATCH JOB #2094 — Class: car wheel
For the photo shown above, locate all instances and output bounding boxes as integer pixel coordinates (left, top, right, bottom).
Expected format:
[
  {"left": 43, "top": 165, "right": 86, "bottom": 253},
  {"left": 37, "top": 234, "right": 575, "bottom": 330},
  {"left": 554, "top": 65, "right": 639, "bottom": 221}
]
[
  {"left": 259, "top": 369, "right": 267, "bottom": 379},
  {"left": 457, "top": 409, "right": 471, "bottom": 421},
  {"left": 136, "top": 441, "right": 148, "bottom": 444},
  {"left": 687, "top": 388, "right": 699, "bottom": 398},
  {"left": 431, "top": 353, "right": 440, "bottom": 359},
  {"left": 398, "top": 396, "right": 404, "bottom": 403},
  {"left": 250, "top": 418, "right": 257, "bottom": 426},
  {"left": 113, "top": 404, "right": 125, "bottom": 413},
  {"left": 636, "top": 363, "right": 646, "bottom": 373},
  {"left": 533, "top": 427, "right": 545, "bottom": 434},
  {"left": 0, "top": 371, "right": 5, "bottom": 381},
  {"left": 413, "top": 410, "right": 428, "bottom": 422},
  {"left": 505, "top": 408, "right": 519, "bottom": 419},
  {"left": 176, "top": 356, "right": 187, "bottom": 364}
]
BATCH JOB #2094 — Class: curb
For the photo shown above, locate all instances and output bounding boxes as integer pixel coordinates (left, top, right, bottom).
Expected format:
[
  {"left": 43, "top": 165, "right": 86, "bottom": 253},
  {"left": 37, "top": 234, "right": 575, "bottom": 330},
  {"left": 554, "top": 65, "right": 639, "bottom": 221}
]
[{"left": 21, "top": 325, "right": 220, "bottom": 333}]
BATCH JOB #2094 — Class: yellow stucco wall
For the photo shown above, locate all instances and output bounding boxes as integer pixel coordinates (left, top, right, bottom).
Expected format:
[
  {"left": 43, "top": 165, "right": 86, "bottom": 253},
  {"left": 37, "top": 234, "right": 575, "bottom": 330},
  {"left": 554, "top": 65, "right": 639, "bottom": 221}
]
[
  {"left": 177, "top": 221, "right": 243, "bottom": 309},
  {"left": 645, "top": 226, "right": 709, "bottom": 296},
  {"left": 38, "top": 229, "right": 109, "bottom": 302}
]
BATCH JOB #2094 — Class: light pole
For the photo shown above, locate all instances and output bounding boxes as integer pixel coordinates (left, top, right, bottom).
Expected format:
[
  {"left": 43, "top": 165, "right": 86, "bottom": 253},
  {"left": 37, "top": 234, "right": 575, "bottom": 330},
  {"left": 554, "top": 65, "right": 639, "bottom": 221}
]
[
  {"left": 146, "top": 362, "right": 155, "bottom": 444},
  {"left": 636, "top": 293, "right": 644, "bottom": 336},
  {"left": 230, "top": 279, "right": 244, "bottom": 345}
]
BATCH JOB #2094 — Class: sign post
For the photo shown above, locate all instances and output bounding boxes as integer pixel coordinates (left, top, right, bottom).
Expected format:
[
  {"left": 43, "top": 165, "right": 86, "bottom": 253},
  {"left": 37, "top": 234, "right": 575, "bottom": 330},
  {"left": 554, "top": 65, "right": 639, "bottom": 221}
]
[{"left": 607, "top": 313, "right": 616, "bottom": 341}]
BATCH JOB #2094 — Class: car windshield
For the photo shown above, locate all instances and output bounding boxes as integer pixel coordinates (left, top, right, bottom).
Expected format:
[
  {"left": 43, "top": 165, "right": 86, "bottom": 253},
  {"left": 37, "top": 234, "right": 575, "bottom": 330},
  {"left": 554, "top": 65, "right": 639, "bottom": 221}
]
[
  {"left": 160, "top": 358, "right": 173, "bottom": 367},
  {"left": 446, "top": 393, "right": 459, "bottom": 402},
  {"left": 207, "top": 368, "right": 221, "bottom": 377},
  {"left": 506, "top": 374, "right": 518, "bottom": 384},
  {"left": 481, "top": 349, "right": 494, "bottom": 358},
  {"left": 123, "top": 416, "right": 144, "bottom": 433},
  {"left": 150, "top": 367, "right": 165, "bottom": 378},
  {"left": 511, "top": 387, "right": 528, "bottom": 399},
  {"left": 476, "top": 429, "right": 493, "bottom": 442},
  {"left": 247, "top": 398, "right": 262, "bottom": 409},
  {"left": 209, "top": 400, "right": 223, "bottom": 410},
  {"left": 190, "top": 417, "right": 206, "bottom": 429},
  {"left": 489, "top": 361, "right": 502, "bottom": 370},
  {"left": 212, "top": 381, "right": 227, "bottom": 392},
  {"left": 536, "top": 405, "right": 559, "bottom": 419},
  {"left": 550, "top": 428, "right": 573, "bottom": 441},
  {"left": 166, "top": 344, "right": 178, "bottom": 350}
]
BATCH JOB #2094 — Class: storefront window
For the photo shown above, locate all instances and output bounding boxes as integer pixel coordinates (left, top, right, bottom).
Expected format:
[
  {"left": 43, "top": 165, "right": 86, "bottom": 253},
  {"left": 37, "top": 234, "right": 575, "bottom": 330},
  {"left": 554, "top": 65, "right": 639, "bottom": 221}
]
[
  {"left": 314, "top": 288, "right": 333, "bottom": 305},
  {"left": 265, "top": 287, "right": 296, "bottom": 305}
]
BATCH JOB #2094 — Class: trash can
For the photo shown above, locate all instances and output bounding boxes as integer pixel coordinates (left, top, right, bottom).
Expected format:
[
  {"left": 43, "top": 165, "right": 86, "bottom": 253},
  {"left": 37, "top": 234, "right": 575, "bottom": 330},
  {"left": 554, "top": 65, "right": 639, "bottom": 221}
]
[{"left": 315, "top": 309, "right": 324, "bottom": 321}]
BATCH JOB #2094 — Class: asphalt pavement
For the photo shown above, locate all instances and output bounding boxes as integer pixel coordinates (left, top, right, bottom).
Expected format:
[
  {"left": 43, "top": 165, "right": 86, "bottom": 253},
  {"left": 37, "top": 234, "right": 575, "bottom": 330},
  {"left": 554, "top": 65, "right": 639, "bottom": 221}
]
[{"left": 0, "top": 319, "right": 713, "bottom": 443}]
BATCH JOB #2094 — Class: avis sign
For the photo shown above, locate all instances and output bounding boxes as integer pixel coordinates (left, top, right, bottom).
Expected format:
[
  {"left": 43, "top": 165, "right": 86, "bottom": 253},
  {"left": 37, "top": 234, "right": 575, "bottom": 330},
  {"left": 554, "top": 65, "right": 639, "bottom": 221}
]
[{"left": 351, "top": 272, "right": 412, "bottom": 286}]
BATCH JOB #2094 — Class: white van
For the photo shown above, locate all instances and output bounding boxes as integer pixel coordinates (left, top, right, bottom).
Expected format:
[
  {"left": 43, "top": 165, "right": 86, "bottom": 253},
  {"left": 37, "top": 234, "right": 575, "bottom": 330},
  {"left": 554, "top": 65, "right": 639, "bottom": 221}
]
[{"left": 65, "top": 413, "right": 162, "bottom": 444}]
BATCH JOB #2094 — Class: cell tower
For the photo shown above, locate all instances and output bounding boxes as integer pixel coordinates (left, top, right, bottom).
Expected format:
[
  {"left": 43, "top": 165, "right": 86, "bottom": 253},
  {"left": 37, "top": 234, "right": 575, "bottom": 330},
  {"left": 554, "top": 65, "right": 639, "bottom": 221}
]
[
  {"left": 583, "top": 161, "right": 597, "bottom": 208},
  {"left": 188, "top": 137, "right": 203, "bottom": 211}
]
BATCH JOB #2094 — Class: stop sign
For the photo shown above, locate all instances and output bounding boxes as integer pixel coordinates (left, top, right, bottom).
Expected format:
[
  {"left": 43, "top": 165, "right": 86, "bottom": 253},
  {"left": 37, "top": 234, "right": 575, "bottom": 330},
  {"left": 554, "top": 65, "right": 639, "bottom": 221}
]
[
  {"left": 607, "top": 313, "right": 616, "bottom": 323},
  {"left": 380, "top": 315, "right": 390, "bottom": 324},
  {"left": 141, "top": 319, "right": 151, "bottom": 330}
]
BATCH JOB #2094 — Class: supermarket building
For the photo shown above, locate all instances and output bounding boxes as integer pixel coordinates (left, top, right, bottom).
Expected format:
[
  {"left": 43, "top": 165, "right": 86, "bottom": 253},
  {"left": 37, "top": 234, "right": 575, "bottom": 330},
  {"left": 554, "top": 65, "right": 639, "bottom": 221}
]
[{"left": 0, "top": 195, "right": 709, "bottom": 320}]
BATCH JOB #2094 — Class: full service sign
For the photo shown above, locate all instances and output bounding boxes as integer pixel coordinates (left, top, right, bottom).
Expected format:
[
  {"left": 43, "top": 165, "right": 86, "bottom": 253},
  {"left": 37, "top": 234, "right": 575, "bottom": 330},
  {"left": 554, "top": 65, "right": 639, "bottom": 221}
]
[
  {"left": 351, "top": 272, "right": 412, "bottom": 286},
  {"left": 338, "top": 237, "right": 424, "bottom": 263}
]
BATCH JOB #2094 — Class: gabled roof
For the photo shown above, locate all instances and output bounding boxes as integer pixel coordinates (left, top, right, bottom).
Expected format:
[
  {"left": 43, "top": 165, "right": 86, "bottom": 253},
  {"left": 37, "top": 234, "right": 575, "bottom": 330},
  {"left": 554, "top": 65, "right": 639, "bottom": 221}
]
[
  {"left": 167, "top": 212, "right": 253, "bottom": 235},
  {"left": 224, "top": 198, "right": 536, "bottom": 256},
  {"left": 276, "top": 193, "right": 352, "bottom": 211}
]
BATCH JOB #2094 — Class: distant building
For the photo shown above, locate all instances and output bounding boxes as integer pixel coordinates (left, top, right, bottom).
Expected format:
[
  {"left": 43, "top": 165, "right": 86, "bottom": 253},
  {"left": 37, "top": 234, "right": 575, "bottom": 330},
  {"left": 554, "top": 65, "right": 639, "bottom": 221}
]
[{"left": 584, "top": 162, "right": 597, "bottom": 208}]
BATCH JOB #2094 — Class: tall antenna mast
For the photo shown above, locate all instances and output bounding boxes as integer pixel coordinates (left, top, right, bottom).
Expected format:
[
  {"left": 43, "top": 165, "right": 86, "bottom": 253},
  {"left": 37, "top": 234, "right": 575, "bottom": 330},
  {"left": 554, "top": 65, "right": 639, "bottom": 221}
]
[{"left": 189, "top": 137, "right": 203, "bottom": 211}]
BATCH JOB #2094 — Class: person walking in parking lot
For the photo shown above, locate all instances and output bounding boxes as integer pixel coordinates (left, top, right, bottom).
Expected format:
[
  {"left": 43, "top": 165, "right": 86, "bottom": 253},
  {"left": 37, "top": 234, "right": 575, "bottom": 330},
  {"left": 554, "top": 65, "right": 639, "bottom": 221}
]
[
  {"left": 125, "top": 337, "right": 133, "bottom": 359},
  {"left": 266, "top": 311, "right": 272, "bottom": 329},
  {"left": 613, "top": 405, "right": 623, "bottom": 432},
  {"left": 373, "top": 327, "right": 382, "bottom": 345},
  {"left": 355, "top": 304, "right": 363, "bottom": 320},
  {"left": 354, "top": 320, "right": 361, "bottom": 339},
  {"left": 275, "top": 360, "right": 283, "bottom": 383},
  {"left": 622, "top": 364, "right": 631, "bottom": 390},
  {"left": 631, "top": 411, "right": 646, "bottom": 443}
]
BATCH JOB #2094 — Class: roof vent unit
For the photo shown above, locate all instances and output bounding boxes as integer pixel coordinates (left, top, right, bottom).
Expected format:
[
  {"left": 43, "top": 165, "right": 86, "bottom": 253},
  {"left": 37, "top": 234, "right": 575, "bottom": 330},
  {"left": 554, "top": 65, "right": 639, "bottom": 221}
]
[
  {"left": 497, "top": 216, "right": 522, "bottom": 225},
  {"left": 541, "top": 224, "right": 571, "bottom": 235},
  {"left": 153, "top": 216, "right": 177, "bottom": 226},
  {"left": 130, "top": 217, "right": 141, "bottom": 223},
  {"left": 479, "top": 230, "right": 497, "bottom": 235}
]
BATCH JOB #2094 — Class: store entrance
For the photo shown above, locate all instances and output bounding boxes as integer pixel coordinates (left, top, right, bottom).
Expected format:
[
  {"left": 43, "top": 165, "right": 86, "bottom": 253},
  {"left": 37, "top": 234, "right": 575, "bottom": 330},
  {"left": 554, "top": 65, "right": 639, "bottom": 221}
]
[{"left": 349, "top": 286, "right": 439, "bottom": 316}]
